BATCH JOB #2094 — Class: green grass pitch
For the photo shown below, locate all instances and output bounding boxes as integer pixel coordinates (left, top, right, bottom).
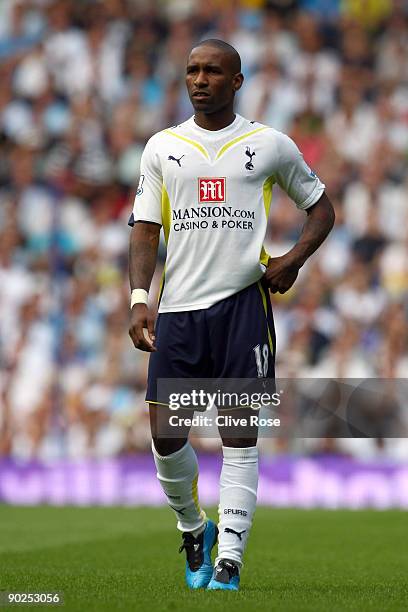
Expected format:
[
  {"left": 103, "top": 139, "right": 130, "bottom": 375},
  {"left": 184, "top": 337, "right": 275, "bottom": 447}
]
[{"left": 0, "top": 506, "right": 407, "bottom": 611}]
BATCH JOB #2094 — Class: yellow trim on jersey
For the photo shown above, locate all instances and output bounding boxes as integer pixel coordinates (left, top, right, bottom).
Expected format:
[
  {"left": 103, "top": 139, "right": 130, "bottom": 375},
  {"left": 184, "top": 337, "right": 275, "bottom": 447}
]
[
  {"left": 158, "top": 184, "right": 171, "bottom": 305},
  {"left": 147, "top": 400, "right": 170, "bottom": 407},
  {"left": 161, "top": 184, "right": 171, "bottom": 244},
  {"left": 215, "top": 127, "right": 268, "bottom": 160},
  {"left": 158, "top": 267, "right": 166, "bottom": 305},
  {"left": 164, "top": 130, "right": 210, "bottom": 160},
  {"left": 260, "top": 246, "right": 269, "bottom": 267},
  {"left": 262, "top": 175, "right": 274, "bottom": 217},
  {"left": 257, "top": 281, "right": 274, "bottom": 355},
  {"left": 259, "top": 175, "right": 274, "bottom": 267}
]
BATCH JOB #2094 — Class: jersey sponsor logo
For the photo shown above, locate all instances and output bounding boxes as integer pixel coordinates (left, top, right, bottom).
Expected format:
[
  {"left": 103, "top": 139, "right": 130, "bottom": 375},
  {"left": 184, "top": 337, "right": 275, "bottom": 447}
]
[
  {"left": 168, "top": 154, "right": 185, "bottom": 167},
  {"left": 198, "top": 177, "right": 226, "bottom": 203},
  {"left": 245, "top": 146, "right": 256, "bottom": 170},
  {"left": 136, "top": 174, "right": 145, "bottom": 196},
  {"left": 224, "top": 508, "right": 248, "bottom": 516},
  {"left": 172, "top": 205, "right": 255, "bottom": 232}
]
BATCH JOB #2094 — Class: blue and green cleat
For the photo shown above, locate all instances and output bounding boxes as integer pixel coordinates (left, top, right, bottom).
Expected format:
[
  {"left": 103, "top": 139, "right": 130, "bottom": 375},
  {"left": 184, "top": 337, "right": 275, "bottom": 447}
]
[
  {"left": 179, "top": 519, "right": 218, "bottom": 589},
  {"left": 207, "top": 559, "right": 240, "bottom": 591}
]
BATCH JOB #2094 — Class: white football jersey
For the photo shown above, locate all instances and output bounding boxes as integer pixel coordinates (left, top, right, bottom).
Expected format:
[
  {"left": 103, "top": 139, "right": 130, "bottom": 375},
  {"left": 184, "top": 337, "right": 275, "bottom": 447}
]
[{"left": 129, "top": 114, "right": 325, "bottom": 313}]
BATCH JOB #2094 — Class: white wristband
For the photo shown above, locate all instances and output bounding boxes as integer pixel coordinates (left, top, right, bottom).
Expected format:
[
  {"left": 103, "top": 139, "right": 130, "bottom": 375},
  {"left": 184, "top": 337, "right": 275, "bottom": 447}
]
[{"left": 130, "top": 289, "right": 148, "bottom": 308}]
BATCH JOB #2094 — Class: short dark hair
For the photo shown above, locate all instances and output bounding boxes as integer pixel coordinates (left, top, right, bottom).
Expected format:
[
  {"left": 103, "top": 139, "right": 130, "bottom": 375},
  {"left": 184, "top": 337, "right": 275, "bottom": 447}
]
[{"left": 194, "top": 39, "right": 241, "bottom": 73}]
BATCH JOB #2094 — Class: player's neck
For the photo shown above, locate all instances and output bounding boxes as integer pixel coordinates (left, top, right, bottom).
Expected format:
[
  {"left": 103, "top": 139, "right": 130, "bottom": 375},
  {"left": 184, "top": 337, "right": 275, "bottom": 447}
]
[{"left": 193, "top": 109, "right": 236, "bottom": 131}]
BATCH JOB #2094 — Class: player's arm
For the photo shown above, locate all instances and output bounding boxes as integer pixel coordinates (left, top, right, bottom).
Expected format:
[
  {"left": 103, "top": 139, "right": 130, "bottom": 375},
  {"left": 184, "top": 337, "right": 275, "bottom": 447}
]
[
  {"left": 129, "top": 222, "right": 161, "bottom": 351},
  {"left": 264, "top": 192, "right": 335, "bottom": 293},
  {"left": 264, "top": 133, "right": 335, "bottom": 294},
  {"left": 127, "top": 136, "right": 163, "bottom": 351}
]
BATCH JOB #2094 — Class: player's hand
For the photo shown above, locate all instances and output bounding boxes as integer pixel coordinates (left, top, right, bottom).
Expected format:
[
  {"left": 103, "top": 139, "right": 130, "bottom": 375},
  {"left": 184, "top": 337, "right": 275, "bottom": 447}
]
[
  {"left": 129, "top": 303, "right": 157, "bottom": 352},
  {"left": 263, "top": 254, "right": 300, "bottom": 294}
]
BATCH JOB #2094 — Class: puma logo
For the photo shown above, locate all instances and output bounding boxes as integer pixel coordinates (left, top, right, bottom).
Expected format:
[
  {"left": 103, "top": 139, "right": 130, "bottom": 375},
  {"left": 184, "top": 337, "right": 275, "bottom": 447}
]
[
  {"left": 168, "top": 154, "right": 185, "bottom": 167},
  {"left": 169, "top": 504, "right": 186, "bottom": 515},
  {"left": 224, "top": 527, "right": 246, "bottom": 540}
]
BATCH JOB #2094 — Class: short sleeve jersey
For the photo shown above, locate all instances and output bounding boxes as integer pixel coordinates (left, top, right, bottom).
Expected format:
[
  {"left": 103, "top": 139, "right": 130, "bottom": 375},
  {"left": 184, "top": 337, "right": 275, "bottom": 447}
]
[{"left": 129, "top": 114, "right": 325, "bottom": 313}]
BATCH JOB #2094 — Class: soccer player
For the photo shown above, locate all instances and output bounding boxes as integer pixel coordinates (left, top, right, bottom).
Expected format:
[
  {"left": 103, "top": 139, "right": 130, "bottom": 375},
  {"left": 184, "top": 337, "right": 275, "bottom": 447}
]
[{"left": 128, "top": 39, "right": 334, "bottom": 591}]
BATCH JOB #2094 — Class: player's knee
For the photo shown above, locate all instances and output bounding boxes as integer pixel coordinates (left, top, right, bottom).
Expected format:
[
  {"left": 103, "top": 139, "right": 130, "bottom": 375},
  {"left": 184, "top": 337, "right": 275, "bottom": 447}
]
[
  {"left": 152, "top": 437, "right": 188, "bottom": 456},
  {"left": 220, "top": 437, "right": 258, "bottom": 448}
]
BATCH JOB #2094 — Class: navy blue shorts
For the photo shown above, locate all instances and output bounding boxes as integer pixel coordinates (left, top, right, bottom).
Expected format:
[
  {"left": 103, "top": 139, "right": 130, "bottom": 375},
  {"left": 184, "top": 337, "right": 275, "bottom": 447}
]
[{"left": 146, "top": 280, "right": 276, "bottom": 404}]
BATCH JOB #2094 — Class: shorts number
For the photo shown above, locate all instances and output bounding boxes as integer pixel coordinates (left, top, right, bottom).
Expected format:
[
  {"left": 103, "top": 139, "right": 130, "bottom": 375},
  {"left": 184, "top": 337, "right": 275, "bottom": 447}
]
[{"left": 253, "top": 343, "right": 269, "bottom": 377}]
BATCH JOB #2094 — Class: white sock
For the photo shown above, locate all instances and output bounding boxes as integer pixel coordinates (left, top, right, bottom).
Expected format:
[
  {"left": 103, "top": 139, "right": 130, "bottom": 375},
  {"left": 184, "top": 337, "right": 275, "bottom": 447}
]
[
  {"left": 215, "top": 445, "right": 258, "bottom": 568},
  {"left": 152, "top": 441, "right": 206, "bottom": 533}
]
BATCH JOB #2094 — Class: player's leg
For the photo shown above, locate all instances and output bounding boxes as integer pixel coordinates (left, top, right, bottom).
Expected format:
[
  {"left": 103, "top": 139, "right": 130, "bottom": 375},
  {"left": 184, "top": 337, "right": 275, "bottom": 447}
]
[
  {"left": 147, "top": 311, "right": 217, "bottom": 588},
  {"left": 207, "top": 416, "right": 258, "bottom": 590},
  {"left": 206, "top": 280, "right": 275, "bottom": 590},
  {"left": 150, "top": 403, "right": 206, "bottom": 532}
]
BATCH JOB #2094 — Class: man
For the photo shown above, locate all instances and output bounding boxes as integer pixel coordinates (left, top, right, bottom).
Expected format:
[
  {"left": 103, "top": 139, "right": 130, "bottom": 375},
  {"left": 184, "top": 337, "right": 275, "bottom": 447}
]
[{"left": 128, "top": 39, "right": 335, "bottom": 591}]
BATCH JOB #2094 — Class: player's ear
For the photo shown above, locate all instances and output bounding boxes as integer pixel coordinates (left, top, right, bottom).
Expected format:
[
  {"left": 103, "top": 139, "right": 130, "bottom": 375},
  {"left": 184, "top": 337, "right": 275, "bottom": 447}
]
[{"left": 232, "top": 72, "right": 244, "bottom": 92}]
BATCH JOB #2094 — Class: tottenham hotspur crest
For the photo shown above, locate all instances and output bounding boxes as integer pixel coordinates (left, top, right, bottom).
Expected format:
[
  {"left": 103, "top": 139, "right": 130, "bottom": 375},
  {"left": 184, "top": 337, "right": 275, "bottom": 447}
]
[{"left": 245, "top": 146, "right": 255, "bottom": 171}]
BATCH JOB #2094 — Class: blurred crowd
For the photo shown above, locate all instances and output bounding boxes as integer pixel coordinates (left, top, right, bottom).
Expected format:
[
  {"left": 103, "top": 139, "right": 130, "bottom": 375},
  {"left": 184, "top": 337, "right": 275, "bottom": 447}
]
[{"left": 0, "top": 0, "right": 407, "bottom": 462}]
